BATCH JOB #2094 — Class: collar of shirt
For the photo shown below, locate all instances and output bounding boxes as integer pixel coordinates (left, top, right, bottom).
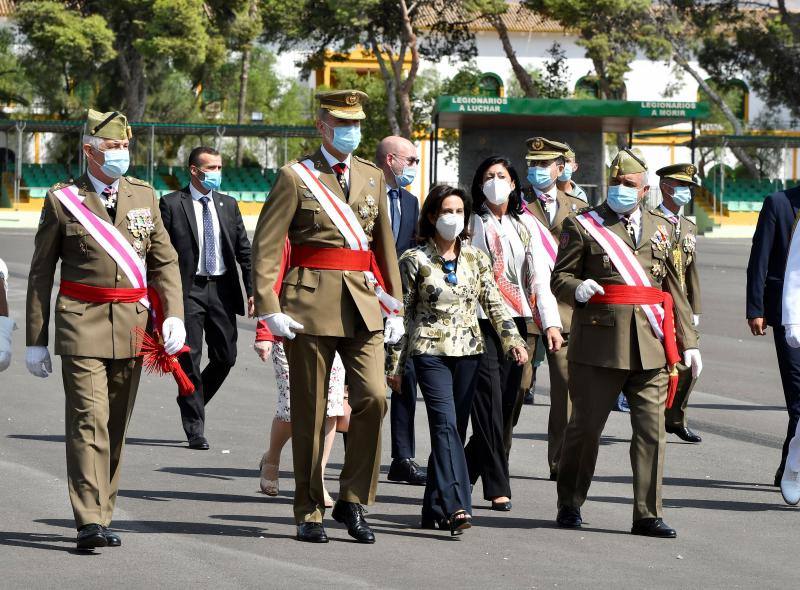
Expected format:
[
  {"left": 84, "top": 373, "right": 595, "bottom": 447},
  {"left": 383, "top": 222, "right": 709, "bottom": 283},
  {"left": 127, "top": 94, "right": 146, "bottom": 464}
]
[
  {"left": 189, "top": 181, "right": 212, "bottom": 201},
  {"left": 87, "top": 170, "right": 119, "bottom": 200},
  {"left": 320, "top": 144, "right": 352, "bottom": 173},
  {"left": 659, "top": 202, "right": 680, "bottom": 223},
  {"left": 533, "top": 184, "right": 558, "bottom": 204},
  {"left": 618, "top": 207, "right": 642, "bottom": 225}
]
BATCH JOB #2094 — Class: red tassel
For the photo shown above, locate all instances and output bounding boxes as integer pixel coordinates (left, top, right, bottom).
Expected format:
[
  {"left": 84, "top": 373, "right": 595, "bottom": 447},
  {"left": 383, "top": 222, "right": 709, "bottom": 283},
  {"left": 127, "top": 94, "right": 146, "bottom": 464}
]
[
  {"left": 135, "top": 328, "right": 195, "bottom": 396},
  {"left": 666, "top": 366, "right": 679, "bottom": 409}
]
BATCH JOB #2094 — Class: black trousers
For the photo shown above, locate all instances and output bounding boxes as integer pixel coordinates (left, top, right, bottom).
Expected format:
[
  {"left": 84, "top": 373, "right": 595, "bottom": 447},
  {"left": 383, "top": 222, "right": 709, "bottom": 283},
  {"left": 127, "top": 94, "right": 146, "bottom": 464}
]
[
  {"left": 414, "top": 354, "right": 481, "bottom": 521},
  {"left": 390, "top": 356, "right": 417, "bottom": 460},
  {"left": 177, "top": 276, "right": 238, "bottom": 440},
  {"left": 773, "top": 326, "right": 800, "bottom": 470},
  {"left": 465, "top": 317, "right": 527, "bottom": 500}
]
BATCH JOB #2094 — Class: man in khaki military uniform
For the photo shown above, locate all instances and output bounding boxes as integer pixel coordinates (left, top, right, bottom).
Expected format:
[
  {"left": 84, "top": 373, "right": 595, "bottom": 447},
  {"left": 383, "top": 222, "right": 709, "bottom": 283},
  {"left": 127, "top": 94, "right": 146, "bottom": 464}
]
[
  {"left": 651, "top": 164, "right": 703, "bottom": 443},
  {"left": 551, "top": 149, "right": 702, "bottom": 538},
  {"left": 556, "top": 144, "right": 589, "bottom": 203},
  {"left": 252, "top": 90, "right": 403, "bottom": 544},
  {"left": 25, "top": 109, "right": 184, "bottom": 550},
  {"left": 518, "top": 137, "right": 585, "bottom": 478}
]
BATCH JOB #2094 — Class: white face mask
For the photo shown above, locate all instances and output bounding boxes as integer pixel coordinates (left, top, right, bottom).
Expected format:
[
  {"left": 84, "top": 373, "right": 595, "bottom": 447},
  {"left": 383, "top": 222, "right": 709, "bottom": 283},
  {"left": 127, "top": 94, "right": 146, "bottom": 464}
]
[
  {"left": 435, "top": 213, "right": 464, "bottom": 241},
  {"left": 482, "top": 178, "right": 513, "bottom": 206}
]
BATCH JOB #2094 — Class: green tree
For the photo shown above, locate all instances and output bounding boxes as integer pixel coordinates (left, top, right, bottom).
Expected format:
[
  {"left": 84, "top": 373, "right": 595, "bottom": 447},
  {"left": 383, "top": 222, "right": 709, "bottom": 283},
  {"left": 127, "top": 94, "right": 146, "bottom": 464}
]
[{"left": 0, "top": 29, "right": 33, "bottom": 108}]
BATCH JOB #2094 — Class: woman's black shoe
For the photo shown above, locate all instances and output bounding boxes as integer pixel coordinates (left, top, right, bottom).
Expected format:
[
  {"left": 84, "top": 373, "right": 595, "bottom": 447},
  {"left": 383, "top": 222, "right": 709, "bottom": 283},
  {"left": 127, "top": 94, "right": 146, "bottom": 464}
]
[
  {"left": 491, "top": 500, "right": 512, "bottom": 511},
  {"left": 449, "top": 509, "right": 472, "bottom": 536}
]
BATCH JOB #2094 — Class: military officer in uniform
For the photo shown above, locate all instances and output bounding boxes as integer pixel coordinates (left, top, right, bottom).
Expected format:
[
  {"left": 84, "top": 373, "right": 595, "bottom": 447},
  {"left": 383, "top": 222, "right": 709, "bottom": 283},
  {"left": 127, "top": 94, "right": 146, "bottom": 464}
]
[
  {"left": 551, "top": 149, "right": 702, "bottom": 538},
  {"left": 556, "top": 144, "right": 589, "bottom": 203},
  {"left": 651, "top": 164, "right": 703, "bottom": 443},
  {"left": 26, "top": 109, "right": 185, "bottom": 550},
  {"left": 519, "top": 137, "right": 585, "bottom": 479},
  {"left": 252, "top": 90, "right": 403, "bottom": 544}
]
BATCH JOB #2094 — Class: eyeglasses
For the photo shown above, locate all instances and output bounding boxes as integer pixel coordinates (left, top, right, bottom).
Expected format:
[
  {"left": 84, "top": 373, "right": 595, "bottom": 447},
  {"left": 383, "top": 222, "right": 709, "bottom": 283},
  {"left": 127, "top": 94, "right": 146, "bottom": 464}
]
[
  {"left": 442, "top": 259, "right": 458, "bottom": 285},
  {"left": 391, "top": 153, "right": 420, "bottom": 166}
]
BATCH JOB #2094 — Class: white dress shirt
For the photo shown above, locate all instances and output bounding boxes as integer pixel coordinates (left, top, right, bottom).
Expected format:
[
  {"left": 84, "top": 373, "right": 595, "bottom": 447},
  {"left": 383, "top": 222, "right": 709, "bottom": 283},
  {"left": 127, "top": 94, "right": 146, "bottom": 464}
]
[
  {"left": 87, "top": 171, "right": 119, "bottom": 208},
  {"left": 618, "top": 207, "right": 642, "bottom": 244},
  {"left": 470, "top": 212, "right": 562, "bottom": 330},
  {"left": 533, "top": 185, "right": 559, "bottom": 225},
  {"left": 320, "top": 144, "right": 352, "bottom": 189},
  {"left": 190, "top": 182, "right": 226, "bottom": 276}
]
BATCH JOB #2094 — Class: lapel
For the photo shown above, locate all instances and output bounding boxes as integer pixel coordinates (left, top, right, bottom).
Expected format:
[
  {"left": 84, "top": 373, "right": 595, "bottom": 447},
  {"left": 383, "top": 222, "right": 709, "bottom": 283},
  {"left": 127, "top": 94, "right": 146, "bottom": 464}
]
[
  {"left": 114, "top": 177, "right": 133, "bottom": 229},
  {"left": 212, "top": 190, "right": 232, "bottom": 246},
  {"left": 399, "top": 189, "right": 415, "bottom": 240},
  {"left": 597, "top": 203, "right": 637, "bottom": 250},
  {"left": 552, "top": 190, "right": 573, "bottom": 230},
  {"left": 348, "top": 157, "right": 369, "bottom": 207},
  {"left": 311, "top": 147, "right": 347, "bottom": 202},
  {"left": 74, "top": 174, "right": 112, "bottom": 224},
  {"left": 639, "top": 207, "right": 659, "bottom": 250},
  {"left": 180, "top": 186, "right": 199, "bottom": 246}
]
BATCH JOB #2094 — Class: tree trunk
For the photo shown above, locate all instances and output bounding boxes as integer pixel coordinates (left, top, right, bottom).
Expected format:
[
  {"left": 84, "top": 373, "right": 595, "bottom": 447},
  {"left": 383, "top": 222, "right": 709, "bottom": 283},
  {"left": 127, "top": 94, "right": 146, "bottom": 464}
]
[
  {"left": 671, "top": 47, "right": 761, "bottom": 178},
  {"left": 236, "top": 44, "right": 252, "bottom": 166},
  {"left": 491, "top": 15, "right": 538, "bottom": 98},
  {"left": 117, "top": 48, "right": 147, "bottom": 122},
  {"left": 371, "top": 37, "right": 402, "bottom": 136},
  {"left": 396, "top": 0, "right": 420, "bottom": 139}
]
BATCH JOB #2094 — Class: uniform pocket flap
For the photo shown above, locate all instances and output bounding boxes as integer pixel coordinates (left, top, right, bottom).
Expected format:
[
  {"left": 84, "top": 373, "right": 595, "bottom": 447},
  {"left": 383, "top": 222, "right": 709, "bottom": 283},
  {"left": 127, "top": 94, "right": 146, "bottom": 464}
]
[
  {"left": 65, "top": 222, "right": 85, "bottom": 237},
  {"left": 580, "top": 308, "right": 615, "bottom": 327},
  {"left": 588, "top": 243, "right": 606, "bottom": 255},
  {"left": 299, "top": 269, "right": 320, "bottom": 289},
  {"left": 57, "top": 296, "right": 87, "bottom": 315},
  {"left": 418, "top": 326, "right": 442, "bottom": 339}
]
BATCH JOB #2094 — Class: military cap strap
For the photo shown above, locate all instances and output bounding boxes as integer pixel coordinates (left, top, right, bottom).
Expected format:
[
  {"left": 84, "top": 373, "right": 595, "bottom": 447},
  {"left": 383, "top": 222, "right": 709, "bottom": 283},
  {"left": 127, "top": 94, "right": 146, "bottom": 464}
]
[{"left": 91, "top": 111, "right": 120, "bottom": 136}]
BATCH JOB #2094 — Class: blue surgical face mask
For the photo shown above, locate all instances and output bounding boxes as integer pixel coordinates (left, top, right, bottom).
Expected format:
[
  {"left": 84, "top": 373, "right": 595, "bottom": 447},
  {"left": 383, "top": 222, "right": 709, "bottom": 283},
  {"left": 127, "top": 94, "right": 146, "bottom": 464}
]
[
  {"left": 558, "top": 163, "right": 573, "bottom": 182},
  {"left": 670, "top": 185, "right": 692, "bottom": 207},
  {"left": 96, "top": 148, "right": 130, "bottom": 179},
  {"left": 606, "top": 184, "right": 641, "bottom": 213},
  {"left": 527, "top": 165, "right": 555, "bottom": 190},
  {"left": 326, "top": 123, "right": 361, "bottom": 154},
  {"left": 200, "top": 170, "right": 222, "bottom": 192},
  {"left": 396, "top": 166, "right": 416, "bottom": 188}
]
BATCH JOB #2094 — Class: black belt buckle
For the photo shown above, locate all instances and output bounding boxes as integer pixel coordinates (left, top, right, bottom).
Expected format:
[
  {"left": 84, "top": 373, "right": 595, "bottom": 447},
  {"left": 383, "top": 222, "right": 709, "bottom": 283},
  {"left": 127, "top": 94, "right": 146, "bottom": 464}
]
[{"left": 195, "top": 274, "right": 220, "bottom": 284}]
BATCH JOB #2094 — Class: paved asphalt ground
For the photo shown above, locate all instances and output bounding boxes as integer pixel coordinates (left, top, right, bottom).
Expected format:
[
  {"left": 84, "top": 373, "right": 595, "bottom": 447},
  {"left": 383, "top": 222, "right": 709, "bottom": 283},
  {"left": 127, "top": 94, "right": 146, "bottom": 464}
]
[{"left": 0, "top": 231, "right": 797, "bottom": 589}]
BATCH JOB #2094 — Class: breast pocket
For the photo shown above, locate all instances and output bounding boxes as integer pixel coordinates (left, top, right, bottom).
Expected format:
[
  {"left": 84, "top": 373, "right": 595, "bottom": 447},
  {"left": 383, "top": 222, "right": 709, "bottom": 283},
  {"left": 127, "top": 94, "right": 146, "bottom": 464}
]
[
  {"left": 580, "top": 307, "right": 615, "bottom": 327},
  {"left": 588, "top": 242, "right": 612, "bottom": 272},
  {"left": 294, "top": 201, "right": 321, "bottom": 232}
]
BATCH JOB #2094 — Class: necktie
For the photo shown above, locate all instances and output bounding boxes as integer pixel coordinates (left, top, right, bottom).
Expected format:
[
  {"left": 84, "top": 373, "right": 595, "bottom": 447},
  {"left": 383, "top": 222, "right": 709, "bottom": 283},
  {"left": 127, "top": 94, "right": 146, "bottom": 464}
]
[
  {"left": 332, "top": 162, "right": 349, "bottom": 200},
  {"left": 102, "top": 186, "right": 117, "bottom": 218},
  {"left": 389, "top": 189, "right": 401, "bottom": 241},
  {"left": 538, "top": 193, "right": 555, "bottom": 224},
  {"left": 200, "top": 196, "right": 217, "bottom": 275}
]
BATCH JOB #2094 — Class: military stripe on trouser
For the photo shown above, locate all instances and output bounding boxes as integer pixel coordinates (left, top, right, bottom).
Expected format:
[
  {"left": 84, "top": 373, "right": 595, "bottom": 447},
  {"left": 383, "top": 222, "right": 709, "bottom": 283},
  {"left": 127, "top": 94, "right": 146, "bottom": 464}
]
[
  {"left": 62, "top": 355, "right": 142, "bottom": 528},
  {"left": 664, "top": 363, "right": 695, "bottom": 429},
  {"left": 284, "top": 330, "right": 387, "bottom": 524},
  {"left": 557, "top": 362, "right": 667, "bottom": 521}
]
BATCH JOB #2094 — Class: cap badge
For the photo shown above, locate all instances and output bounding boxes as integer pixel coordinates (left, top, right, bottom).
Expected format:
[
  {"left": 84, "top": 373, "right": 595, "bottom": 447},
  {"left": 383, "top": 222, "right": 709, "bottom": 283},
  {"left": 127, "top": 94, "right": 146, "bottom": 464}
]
[{"left": 346, "top": 93, "right": 358, "bottom": 106}]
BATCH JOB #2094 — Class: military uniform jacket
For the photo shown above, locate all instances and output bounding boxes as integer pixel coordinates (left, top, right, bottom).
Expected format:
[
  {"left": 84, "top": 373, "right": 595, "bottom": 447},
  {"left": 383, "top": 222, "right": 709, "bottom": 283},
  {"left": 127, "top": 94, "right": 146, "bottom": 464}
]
[
  {"left": 252, "top": 148, "right": 402, "bottom": 336},
  {"left": 551, "top": 203, "right": 698, "bottom": 371},
  {"left": 526, "top": 189, "right": 586, "bottom": 333},
  {"left": 650, "top": 207, "right": 702, "bottom": 320},
  {"left": 26, "top": 174, "right": 183, "bottom": 359}
]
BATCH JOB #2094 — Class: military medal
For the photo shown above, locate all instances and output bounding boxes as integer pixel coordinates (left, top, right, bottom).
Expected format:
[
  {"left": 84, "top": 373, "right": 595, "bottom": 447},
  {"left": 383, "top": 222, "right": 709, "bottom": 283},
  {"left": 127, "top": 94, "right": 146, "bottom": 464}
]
[
  {"left": 683, "top": 233, "right": 696, "bottom": 254},
  {"left": 127, "top": 208, "right": 154, "bottom": 259}
]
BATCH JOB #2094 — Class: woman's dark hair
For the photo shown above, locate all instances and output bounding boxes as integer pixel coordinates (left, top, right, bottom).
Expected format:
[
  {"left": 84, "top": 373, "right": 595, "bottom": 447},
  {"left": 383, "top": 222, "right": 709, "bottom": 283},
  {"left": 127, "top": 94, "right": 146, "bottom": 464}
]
[
  {"left": 470, "top": 155, "right": 525, "bottom": 218},
  {"left": 417, "top": 184, "right": 472, "bottom": 243}
]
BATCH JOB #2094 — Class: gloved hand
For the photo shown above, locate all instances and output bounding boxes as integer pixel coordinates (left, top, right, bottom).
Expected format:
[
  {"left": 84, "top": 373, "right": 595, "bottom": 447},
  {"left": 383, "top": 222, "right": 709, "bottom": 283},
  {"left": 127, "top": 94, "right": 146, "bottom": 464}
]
[
  {"left": 693, "top": 314, "right": 700, "bottom": 327},
  {"left": 162, "top": 317, "right": 186, "bottom": 355},
  {"left": 0, "top": 316, "right": 14, "bottom": 372},
  {"left": 383, "top": 316, "right": 405, "bottom": 345},
  {"left": 261, "top": 313, "right": 304, "bottom": 340},
  {"left": 26, "top": 345, "right": 52, "bottom": 378},
  {"left": 683, "top": 348, "right": 703, "bottom": 378},
  {"left": 575, "top": 279, "right": 605, "bottom": 304},
  {"left": 787, "top": 325, "right": 800, "bottom": 348}
]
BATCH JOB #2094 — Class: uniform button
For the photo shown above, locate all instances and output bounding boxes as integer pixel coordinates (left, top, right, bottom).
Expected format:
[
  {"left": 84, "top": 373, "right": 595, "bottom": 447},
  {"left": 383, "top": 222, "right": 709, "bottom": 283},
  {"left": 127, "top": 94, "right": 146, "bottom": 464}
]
[
  {"left": 591, "top": 320, "right": 597, "bottom": 325},
  {"left": 315, "top": 208, "right": 321, "bottom": 213},
  {"left": 116, "top": 274, "right": 122, "bottom": 281},
  {"left": 59, "top": 304, "right": 66, "bottom": 310},
  {"left": 634, "top": 250, "right": 639, "bottom": 256},
  {"left": 344, "top": 270, "right": 350, "bottom": 276}
]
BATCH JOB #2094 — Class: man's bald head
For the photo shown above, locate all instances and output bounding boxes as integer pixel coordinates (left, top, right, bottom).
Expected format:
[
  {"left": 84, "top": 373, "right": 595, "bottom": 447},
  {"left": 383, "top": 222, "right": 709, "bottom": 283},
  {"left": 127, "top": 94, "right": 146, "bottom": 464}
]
[{"left": 376, "top": 135, "right": 418, "bottom": 188}]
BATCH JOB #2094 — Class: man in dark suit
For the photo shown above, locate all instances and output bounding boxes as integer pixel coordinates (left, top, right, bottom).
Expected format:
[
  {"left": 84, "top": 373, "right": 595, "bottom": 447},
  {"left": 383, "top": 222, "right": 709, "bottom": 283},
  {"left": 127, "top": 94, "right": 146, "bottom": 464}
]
[
  {"left": 159, "top": 146, "right": 253, "bottom": 449},
  {"left": 746, "top": 185, "right": 800, "bottom": 485},
  {"left": 376, "top": 136, "right": 425, "bottom": 486}
]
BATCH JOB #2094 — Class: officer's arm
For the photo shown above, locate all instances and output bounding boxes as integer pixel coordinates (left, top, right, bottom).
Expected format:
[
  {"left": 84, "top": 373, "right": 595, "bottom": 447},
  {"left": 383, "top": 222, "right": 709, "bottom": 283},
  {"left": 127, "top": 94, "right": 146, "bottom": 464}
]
[
  {"left": 371, "top": 173, "right": 402, "bottom": 303},
  {"left": 26, "top": 193, "right": 62, "bottom": 347},
  {"left": 231, "top": 200, "right": 253, "bottom": 297},
  {"left": 746, "top": 194, "right": 776, "bottom": 319},
  {"left": 551, "top": 216, "right": 585, "bottom": 307},
  {"left": 687, "top": 249, "right": 701, "bottom": 314},
  {"left": 252, "top": 168, "right": 296, "bottom": 316},
  {"left": 147, "top": 191, "right": 184, "bottom": 320}
]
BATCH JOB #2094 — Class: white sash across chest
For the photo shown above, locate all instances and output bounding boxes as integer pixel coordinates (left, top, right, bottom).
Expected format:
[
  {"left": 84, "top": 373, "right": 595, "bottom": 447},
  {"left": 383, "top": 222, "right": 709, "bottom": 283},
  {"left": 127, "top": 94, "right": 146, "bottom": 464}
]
[{"left": 521, "top": 204, "right": 559, "bottom": 269}]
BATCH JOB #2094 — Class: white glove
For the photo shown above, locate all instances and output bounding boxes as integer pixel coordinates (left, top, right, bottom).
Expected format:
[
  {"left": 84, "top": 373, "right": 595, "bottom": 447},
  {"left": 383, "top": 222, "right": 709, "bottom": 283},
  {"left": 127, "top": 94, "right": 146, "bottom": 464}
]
[
  {"left": 26, "top": 345, "right": 52, "bottom": 378},
  {"left": 261, "top": 313, "right": 304, "bottom": 340},
  {"left": 575, "top": 279, "right": 605, "bottom": 304},
  {"left": 384, "top": 316, "right": 405, "bottom": 345},
  {"left": 683, "top": 348, "right": 703, "bottom": 378},
  {"left": 162, "top": 317, "right": 186, "bottom": 355},
  {"left": 0, "top": 316, "right": 14, "bottom": 372},
  {"left": 787, "top": 325, "right": 800, "bottom": 349},
  {"left": 693, "top": 314, "right": 700, "bottom": 327}
]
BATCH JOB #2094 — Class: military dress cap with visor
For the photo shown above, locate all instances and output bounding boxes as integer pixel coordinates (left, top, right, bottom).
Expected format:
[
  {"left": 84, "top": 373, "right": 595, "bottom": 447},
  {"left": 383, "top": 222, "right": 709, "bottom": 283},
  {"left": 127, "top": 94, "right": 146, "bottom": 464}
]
[
  {"left": 656, "top": 163, "right": 699, "bottom": 186},
  {"left": 525, "top": 136, "right": 570, "bottom": 162},
  {"left": 87, "top": 109, "right": 133, "bottom": 141},
  {"left": 315, "top": 90, "right": 369, "bottom": 120},
  {"left": 609, "top": 147, "right": 648, "bottom": 177}
]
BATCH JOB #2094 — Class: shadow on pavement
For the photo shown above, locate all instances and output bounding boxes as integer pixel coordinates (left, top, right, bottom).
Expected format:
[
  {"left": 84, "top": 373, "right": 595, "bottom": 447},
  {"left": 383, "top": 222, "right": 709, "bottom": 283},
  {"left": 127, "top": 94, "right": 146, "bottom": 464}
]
[
  {"left": 36, "top": 518, "right": 287, "bottom": 539},
  {"left": 0, "top": 531, "right": 88, "bottom": 554},
  {"left": 592, "top": 474, "right": 781, "bottom": 493},
  {"left": 6, "top": 434, "right": 185, "bottom": 448},
  {"left": 157, "top": 466, "right": 269, "bottom": 480},
  {"left": 118, "top": 488, "right": 292, "bottom": 505},
  {"left": 590, "top": 495, "right": 794, "bottom": 512}
]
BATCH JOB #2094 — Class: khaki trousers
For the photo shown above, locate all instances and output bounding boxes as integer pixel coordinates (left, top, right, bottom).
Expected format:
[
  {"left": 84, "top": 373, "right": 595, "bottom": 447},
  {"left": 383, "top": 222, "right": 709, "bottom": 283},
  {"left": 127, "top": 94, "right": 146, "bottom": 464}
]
[
  {"left": 546, "top": 342, "right": 571, "bottom": 475},
  {"left": 665, "top": 363, "right": 695, "bottom": 429},
  {"left": 284, "top": 330, "right": 386, "bottom": 523},
  {"left": 62, "top": 355, "right": 142, "bottom": 528},
  {"left": 557, "top": 362, "right": 667, "bottom": 521}
]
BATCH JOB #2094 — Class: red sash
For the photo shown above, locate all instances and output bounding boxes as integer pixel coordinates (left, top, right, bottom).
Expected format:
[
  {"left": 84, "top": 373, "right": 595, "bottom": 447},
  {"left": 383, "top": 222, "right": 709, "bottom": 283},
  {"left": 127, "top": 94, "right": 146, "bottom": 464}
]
[{"left": 60, "top": 280, "right": 146, "bottom": 303}]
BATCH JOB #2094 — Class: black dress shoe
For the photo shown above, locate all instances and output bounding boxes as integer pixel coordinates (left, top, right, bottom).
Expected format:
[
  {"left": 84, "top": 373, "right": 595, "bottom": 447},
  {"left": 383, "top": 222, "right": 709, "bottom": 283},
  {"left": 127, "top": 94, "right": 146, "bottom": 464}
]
[
  {"left": 491, "top": 500, "right": 512, "bottom": 511},
  {"left": 523, "top": 389, "right": 535, "bottom": 405},
  {"left": 631, "top": 518, "right": 677, "bottom": 538},
  {"left": 188, "top": 436, "right": 210, "bottom": 450},
  {"left": 666, "top": 425, "right": 702, "bottom": 443},
  {"left": 549, "top": 470, "right": 558, "bottom": 482},
  {"left": 775, "top": 468, "right": 784, "bottom": 487},
  {"left": 296, "top": 522, "right": 329, "bottom": 543},
  {"left": 102, "top": 527, "right": 121, "bottom": 547},
  {"left": 76, "top": 524, "right": 108, "bottom": 550},
  {"left": 332, "top": 500, "right": 375, "bottom": 543},
  {"left": 387, "top": 458, "right": 427, "bottom": 485},
  {"left": 556, "top": 506, "right": 582, "bottom": 528}
]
